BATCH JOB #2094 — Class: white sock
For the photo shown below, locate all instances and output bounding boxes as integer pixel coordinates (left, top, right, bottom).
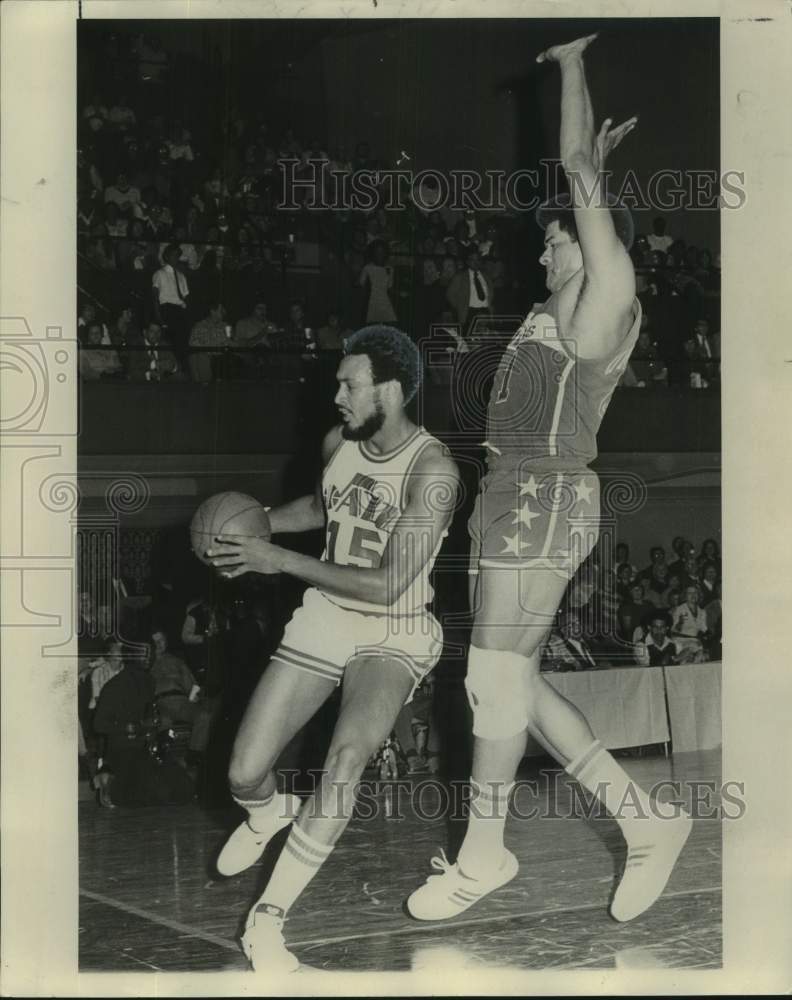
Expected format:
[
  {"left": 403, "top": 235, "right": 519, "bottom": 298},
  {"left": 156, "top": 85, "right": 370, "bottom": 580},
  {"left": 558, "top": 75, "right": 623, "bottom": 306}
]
[
  {"left": 565, "top": 740, "right": 692, "bottom": 921},
  {"left": 259, "top": 824, "right": 334, "bottom": 916},
  {"left": 234, "top": 791, "right": 299, "bottom": 835},
  {"left": 456, "top": 779, "right": 514, "bottom": 878}
]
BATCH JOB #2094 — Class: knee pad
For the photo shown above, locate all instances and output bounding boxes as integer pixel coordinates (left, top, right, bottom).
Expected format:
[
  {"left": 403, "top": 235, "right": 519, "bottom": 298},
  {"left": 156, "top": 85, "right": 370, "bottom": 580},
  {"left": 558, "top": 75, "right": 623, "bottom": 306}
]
[{"left": 464, "top": 645, "right": 531, "bottom": 740}]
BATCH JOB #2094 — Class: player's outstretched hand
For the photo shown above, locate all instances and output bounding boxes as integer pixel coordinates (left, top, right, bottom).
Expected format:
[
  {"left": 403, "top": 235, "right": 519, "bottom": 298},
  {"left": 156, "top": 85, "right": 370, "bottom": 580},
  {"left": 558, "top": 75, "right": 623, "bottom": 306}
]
[
  {"left": 205, "top": 535, "right": 283, "bottom": 578},
  {"left": 536, "top": 32, "right": 598, "bottom": 64},
  {"left": 594, "top": 116, "right": 638, "bottom": 171}
]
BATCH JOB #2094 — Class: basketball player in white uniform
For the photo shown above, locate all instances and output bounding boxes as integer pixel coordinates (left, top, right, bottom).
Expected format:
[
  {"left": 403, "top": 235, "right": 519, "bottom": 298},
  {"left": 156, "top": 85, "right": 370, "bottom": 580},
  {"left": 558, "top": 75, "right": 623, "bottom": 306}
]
[{"left": 206, "top": 325, "right": 459, "bottom": 972}]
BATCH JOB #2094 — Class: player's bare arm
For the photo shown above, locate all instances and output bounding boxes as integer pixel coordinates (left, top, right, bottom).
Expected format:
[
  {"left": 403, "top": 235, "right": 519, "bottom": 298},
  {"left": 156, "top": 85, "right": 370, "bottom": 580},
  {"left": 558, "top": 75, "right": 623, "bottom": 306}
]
[
  {"left": 264, "top": 425, "right": 343, "bottom": 535},
  {"left": 538, "top": 33, "right": 637, "bottom": 360},
  {"left": 208, "top": 443, "right": 459, "bottom": 604}
]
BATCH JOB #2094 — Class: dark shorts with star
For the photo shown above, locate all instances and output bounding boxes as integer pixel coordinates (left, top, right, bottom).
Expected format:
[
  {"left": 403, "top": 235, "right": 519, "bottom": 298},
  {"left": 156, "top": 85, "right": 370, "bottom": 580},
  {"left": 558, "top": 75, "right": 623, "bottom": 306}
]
[{"left": 468, "top": 464, "right": 600, "bottom": 580}]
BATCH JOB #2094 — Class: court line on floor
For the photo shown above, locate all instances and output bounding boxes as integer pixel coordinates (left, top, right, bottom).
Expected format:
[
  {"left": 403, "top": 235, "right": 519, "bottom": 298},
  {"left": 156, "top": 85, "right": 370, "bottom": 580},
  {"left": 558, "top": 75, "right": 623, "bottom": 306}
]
[
  {"left": 79, "top": 888, "right": 240, "bottom": 953},
  {"left": 288, "top": 884, "right": 722, "bottom": 949}
]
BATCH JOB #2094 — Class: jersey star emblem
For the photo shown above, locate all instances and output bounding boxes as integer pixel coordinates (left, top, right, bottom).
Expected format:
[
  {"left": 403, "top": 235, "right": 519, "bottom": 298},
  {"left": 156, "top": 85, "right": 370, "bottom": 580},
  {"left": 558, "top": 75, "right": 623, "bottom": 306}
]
[
  {"left": 510, "top": 502, "right": 541, "bottom": 530},
  {"left": 518, "top": 475, "right": 539, "bottom": 499},
  {"left": 574, "top": 478, "right": 594, "bottom": 505},
  {"left": 500, "top": 532, "right": 525, "bottom": 557}
]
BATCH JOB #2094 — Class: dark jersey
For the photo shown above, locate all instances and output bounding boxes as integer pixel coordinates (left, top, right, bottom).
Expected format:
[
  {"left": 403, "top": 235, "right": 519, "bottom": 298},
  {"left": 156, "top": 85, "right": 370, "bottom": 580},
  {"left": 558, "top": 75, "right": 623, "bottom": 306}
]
[{"left": 485, "top": 294, "right": 641, "bottom": 468}]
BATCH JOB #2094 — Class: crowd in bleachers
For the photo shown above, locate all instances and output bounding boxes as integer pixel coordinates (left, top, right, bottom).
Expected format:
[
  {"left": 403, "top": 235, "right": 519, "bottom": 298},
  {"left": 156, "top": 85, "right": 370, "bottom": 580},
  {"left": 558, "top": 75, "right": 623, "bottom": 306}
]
[
  {"left": 542, "top": 534, "right": 722, "bottom": 671},
  {"left": 77, "top": 31, "right": 720, "bottom": 387}
]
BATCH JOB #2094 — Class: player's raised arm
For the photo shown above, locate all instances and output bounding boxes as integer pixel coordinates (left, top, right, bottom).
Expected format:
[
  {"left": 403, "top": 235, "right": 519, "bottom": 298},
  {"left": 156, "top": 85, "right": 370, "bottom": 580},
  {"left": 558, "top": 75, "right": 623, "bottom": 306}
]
[
  {"left": 537, "top": 34, "right": 637, "bottom": 358},
  {"left": 265, "top": 425, "right": 343, "bottom": 535}
]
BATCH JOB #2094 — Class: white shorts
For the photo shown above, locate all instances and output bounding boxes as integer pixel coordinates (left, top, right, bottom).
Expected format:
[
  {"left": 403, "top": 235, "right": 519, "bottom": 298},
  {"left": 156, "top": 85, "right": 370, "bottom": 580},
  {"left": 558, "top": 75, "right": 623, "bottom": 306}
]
[{"left": 271, "top": 588, "right": 443, "bottom": 703}]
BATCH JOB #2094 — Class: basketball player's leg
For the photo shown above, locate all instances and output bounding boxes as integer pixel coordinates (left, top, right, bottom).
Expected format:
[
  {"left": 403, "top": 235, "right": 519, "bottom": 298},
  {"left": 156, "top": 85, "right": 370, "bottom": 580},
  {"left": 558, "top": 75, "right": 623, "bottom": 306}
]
[
  {"left": 242, "top": 653, "right": 416, "bottom": 971},
  {"left": 217, "top": 659, "right": 337, "bottom": 878}
]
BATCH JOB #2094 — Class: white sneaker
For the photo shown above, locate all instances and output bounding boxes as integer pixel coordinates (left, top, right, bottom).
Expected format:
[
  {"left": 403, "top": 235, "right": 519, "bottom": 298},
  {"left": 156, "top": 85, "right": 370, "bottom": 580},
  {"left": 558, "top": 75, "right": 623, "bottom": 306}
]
[
  {"left": 217, "top": 794, "right": 300, "bottom": 877},
  {"left": 610, "top": 813, "right": 693, "bottom": 922},
  {"left": 241, "top": 905, "right": 299, "bottom": 974},
  {"left": 406, "top": 848, "right": 519, "bottom": 921}
]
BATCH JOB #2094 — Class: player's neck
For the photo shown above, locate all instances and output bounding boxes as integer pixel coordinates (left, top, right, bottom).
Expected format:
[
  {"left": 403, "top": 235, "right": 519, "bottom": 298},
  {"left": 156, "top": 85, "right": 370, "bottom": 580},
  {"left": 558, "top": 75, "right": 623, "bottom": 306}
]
[{"left": 365, "top": 414, "right": 417, "bottom": 456}]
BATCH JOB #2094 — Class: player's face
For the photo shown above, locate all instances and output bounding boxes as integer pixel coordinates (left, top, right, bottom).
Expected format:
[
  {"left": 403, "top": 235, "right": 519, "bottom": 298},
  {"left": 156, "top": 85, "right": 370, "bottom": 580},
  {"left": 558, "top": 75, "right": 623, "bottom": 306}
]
[
  {"left": 335, "top": 354, "right": 386, "bottom": 441},
  {"left": 540, "top": 221, "right": 583, "bottom": 292}
]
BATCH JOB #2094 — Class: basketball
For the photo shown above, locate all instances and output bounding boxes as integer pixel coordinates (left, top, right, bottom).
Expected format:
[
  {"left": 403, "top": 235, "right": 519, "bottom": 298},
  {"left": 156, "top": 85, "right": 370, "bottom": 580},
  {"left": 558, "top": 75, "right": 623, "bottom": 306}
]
[{"left": 190, "top": 492, "right": 271, "bottom": 566}]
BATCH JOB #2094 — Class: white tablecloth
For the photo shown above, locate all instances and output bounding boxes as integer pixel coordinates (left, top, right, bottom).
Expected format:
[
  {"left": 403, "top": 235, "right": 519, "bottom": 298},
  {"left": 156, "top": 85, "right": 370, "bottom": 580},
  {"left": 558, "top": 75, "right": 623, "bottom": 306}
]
[
  {"left": 663, "top": 660, "right": 722, "bottom": 752},
  {"left": 524, "top": 667, "right": 670, "bottom": 755}
]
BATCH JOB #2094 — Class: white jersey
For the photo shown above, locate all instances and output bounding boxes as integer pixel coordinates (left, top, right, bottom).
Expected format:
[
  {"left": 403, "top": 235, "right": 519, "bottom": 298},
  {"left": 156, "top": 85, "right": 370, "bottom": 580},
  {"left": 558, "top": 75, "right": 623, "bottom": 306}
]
[{"left": 320, "top": 427, "right": 445, "bottom": 615}]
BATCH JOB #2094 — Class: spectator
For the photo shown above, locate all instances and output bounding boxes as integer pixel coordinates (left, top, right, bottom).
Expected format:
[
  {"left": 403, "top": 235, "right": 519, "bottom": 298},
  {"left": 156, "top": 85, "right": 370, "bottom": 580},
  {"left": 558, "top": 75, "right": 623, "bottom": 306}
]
[
  {"left": 634, "top": 611, "right": 679, "bottom": 666},
  {"left": 617, "top": 581, "right": 653, "bottom": 642},
  {"left": 698, "top": 537, "right": 721, "bottom": 576},
  {"left": 104, "top": 172, "right": 142, "bottom": 215},
  {"left": 414, "top": 257, "right": 447, "bottom": 342},
  {"left": 152, "top": 244, "right": 191, "bottom": 361},
  {"left": 82, "top": 93, "right": 108, "bottom": 133},
  {"left": 613, "top": 542, "right": 637, "bottom": 580},
  {"left": 137, "top": 33, "right": 169, "bottom": 84},
  {"left": 126, "top": 321, "right": 181, "bottom": 382},
  {"left": 272, "top": 301, "right": 318, "bottom": 358},
  {"left": 629, "top": 322, "right": 668, "bottom": 387},
  {"left": 88, "top": 638, "right": 125, "bottom": 710},
  {"left": 107, "top": 94, "right": 137, "bottom": 132},
  {"left": 181, "top": 597, "right": 226, "bottom": 696},
  {"left": 234, "top": 300, "right": 276, "bottom": 349},
  {"left": 189, "top": 301, "right": 229, "bottom": 383},
  {"left": 705, "top": 582, "right": 722, "bottom": 659},
  {"left": 78, "top": 301, "right": 110, "bottom": 344},
  {"left": 670, "top": 585, "right": 709, "bottom": 661},
  {"left": 637, "top": 546, "right": 667, "bottom": 584},
  {"left": 149, "top": 630, "right": 215, "bottom": 755},
  {"left": 691, "top": 317, "right": 717, "bottom": 383},
  {"left": 359, "top": 241, "right": 397, "bottom": 324},
  {"left": 679, "top": 553, "right": 702, "bottom": 592},
  {"left": 668, "top": 536, "right": 694, "bottom": 578},
  {"left": 446, "top": 248, "right": 493, "bottom": 334},
  {"left": 698, "top": 563, "right": 720, "bottom": 607},
  {"left": 103, "top": 202, "right": 128, "bottom": 239},
  {"left": 317, "top": 311, "right": 349, "bottom": 351},
  {"left": 614, "top": 563, "right": 635, "bottom": 602},
  {"left": 79, "top": 323, "right": 124, "bottom": 380},
  {"left": 646, "top": 217, "right": 673, "bottom": 254},
  {"left": 93, "top": 643, "right": 193, "bottom": 808}
]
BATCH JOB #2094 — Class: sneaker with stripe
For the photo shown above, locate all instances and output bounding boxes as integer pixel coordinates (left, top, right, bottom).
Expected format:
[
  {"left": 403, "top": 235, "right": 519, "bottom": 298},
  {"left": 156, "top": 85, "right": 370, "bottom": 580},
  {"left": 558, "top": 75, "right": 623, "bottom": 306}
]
[
  {"left": 241, "top": 903, "right": 299, "bottom": 974},
  {"left": 406, "top": 848, "right": 519, "bottom": 921},
  {"left": 217, "top": 793, "right": 301, "bottom": 877}
]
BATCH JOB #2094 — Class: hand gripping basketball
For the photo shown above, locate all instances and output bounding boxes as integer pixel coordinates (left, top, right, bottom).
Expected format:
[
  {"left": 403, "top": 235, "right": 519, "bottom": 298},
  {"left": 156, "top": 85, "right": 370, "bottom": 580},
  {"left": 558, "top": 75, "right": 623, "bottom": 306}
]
[{"left": 190, "top": 492, "right": 272, "bottom": 567}]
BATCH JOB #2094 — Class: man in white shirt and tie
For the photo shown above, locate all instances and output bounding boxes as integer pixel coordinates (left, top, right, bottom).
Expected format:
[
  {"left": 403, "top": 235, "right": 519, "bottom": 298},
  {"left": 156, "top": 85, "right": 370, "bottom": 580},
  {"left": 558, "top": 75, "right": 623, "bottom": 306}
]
[
  {"left": 447, "top": 248, "right": 494, "bottom": 336},
  {"left": 152, "top": 244, "right": 190, "bottom": 364}
]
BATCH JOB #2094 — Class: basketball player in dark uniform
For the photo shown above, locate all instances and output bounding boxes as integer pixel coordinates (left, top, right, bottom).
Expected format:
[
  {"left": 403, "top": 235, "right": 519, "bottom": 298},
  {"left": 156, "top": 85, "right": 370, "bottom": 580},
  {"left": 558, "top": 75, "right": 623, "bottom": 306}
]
[
  {"left": 408, "top": 33, "right": 691, "bottom": 923},
  {"left": 206, "top": 326, "right": 458, "bottom": 972}
]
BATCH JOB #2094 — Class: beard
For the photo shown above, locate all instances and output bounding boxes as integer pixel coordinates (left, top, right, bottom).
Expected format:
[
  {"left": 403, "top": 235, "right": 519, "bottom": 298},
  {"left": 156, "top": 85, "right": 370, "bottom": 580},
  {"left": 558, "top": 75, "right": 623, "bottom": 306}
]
[{"left": 341, "top": 403, "right": 386, "bottom": 441}]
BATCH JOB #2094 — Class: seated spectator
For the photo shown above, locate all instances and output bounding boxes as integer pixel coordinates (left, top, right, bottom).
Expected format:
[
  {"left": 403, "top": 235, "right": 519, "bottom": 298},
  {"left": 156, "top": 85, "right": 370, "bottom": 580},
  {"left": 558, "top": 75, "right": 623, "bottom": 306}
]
[
  {"left": 110, "top": 303, "right": 140, "bottom": 358},
  {"left": 93, "top": 644, "right": 193, "bottom": 807},
  {"left": 317, "top": 311, "right": 350, "bottom": 351},
  {"left": 614, "top": 562, "right": 635, "bottom": 602},
  {"left": 668, "top": 536, "right": 695, "bottom": 578},
  {"left": 644, "top": 563, "right": 673, "bottom": 608},
  {"left": 82, "top": 93, "right": 108, "bottom": 133},
  {"left": 678, "top": 553, "right": 702, "bottom": 592},
  {"left": 705, "top": 582, "right": 722, "bottom": 658},
  {"left": 617, "top": 581, "right": 653, "bottom": 641},
  {"left": 79, "top": 323, "right": 124, "bottom": 380},
  {"left": 698, "top": 562, "right": 720, "bottom": 607},
  {"left": 629, "top": 323, "right": 668, "bottom": 387},
  {"left": 166, "top": 125, "right": 195, "bottom": 162},
  {"left": 78, "top": 301, "right": 110, "bottom": 344},
  {"left": 149, "top": 630, "right": 215, "bottom": 755},
  {"left": 613, "top": 542, "right": 637, "bottom": 580},
  {"left": 126, "top": 321, "right": 181, "bottom": 382},
  {"left": 189, "top": 302, "right": 229, "bottom": 383},
  {"left": 234, "top": 300, "right": 277, "bottom": 350},
  {"left": 637, "top": 545, "right": 667, "bottom": 584},
  {"left": 107, "top": 94, "right": 137, "bottom": 132},
  {"left": 670, "top": 585, "right": 709, "bottom": 661},
  {"left": 104, "top": 172, "right": 142, "bottom": 215},
  {"left": 181, "top": 596, "right": 227, "bottom": 695},
  {"left": 88, "top": 638, "right": 125, "bottom": 710},
  {"left": 634, "top": 611, "right": 679, "bottom": 666},
  {"left": 272, "top": 301, "right": 319, "bottom": 359},
  {"left": 698, "top": 537, "right": 721, "bottom": 575}
]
